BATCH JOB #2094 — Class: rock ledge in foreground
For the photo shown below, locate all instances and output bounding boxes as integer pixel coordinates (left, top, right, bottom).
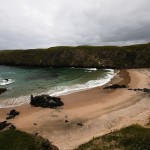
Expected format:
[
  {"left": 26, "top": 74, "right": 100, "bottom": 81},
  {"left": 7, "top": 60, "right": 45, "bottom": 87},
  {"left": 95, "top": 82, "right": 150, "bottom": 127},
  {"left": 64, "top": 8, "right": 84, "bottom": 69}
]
[
  {"left": 103, "top": 84, "right": 127, "bottom": 90},
  {"left": 30, "top": 94, "right": 64, "bottom": 108}
]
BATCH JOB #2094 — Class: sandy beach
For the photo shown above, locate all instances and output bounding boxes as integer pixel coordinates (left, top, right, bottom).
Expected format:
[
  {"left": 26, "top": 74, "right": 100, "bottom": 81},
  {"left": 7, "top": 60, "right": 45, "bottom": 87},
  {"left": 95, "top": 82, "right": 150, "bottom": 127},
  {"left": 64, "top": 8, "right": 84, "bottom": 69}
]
[{"left": 0, "top": 69, "right": 150, "bottom": 150}]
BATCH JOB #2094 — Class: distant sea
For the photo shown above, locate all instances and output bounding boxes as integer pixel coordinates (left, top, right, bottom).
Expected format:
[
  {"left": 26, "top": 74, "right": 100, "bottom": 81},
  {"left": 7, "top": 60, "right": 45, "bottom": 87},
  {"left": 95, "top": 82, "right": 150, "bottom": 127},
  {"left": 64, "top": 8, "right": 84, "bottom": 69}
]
[{"left": 0, "top": 66, "right": 115, "bottom": 108}]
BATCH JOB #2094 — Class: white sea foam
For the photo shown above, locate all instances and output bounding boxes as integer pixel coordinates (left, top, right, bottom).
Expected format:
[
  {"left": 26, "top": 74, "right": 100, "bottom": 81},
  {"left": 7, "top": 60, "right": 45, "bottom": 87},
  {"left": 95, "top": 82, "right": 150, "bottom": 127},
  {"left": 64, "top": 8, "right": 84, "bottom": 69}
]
[
  {"left": 0, "top": 79, "right": 15, "bottom": 85},
  {"left": 84, "top": 68, "right": 97, "bottom": 71},
  {"left": 50, "top": 69, "right": 116, "bottom": 96},
  {"left": 105, "top": 69, "right": 114, "bottom": 72},
  {"left": 69, "top": 67, "right": 97, "bottom": 71},
  {"left": 0, "top": 95, "right": 30, "bottom": 108},
  {"left": 0, "top": 69, "right": 117, "bottom": 108}
]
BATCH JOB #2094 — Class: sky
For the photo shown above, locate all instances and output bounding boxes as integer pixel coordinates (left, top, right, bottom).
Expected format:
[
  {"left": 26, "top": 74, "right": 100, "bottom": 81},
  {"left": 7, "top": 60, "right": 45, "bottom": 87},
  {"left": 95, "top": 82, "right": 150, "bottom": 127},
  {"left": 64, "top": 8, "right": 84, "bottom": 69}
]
[{"left": 0, "top": 0, "right": 150, "bottom": 49}]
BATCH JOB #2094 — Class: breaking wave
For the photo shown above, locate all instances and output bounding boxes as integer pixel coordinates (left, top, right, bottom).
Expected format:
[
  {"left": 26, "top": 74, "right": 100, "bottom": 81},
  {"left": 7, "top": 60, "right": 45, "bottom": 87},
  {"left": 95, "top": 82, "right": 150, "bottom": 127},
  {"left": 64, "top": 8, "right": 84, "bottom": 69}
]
[{"left": 0, "top": 78, "right": 15, "bottom": 85}]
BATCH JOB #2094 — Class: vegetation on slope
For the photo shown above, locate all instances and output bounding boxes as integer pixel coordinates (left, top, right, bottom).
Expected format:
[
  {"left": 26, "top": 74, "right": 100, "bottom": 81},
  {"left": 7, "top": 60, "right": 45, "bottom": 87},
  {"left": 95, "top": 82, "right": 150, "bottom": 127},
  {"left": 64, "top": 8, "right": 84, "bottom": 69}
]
[
  {"left": 0, "top": 125, "right": 149, "bottom": 150},
  {"left": 75, "top": 125, "right": 150, "bottom": 150},
  {"left": 0, "top": 129, "right": 58, "bottom": 150},
  {"left": 0, "top": 43, "right": 150, "bottom": 68}
]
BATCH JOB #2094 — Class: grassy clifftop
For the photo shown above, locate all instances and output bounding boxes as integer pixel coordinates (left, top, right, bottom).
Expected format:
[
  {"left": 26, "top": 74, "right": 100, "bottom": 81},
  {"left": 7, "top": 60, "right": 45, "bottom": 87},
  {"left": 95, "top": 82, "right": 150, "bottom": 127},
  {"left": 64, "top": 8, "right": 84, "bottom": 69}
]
[
  {"left": 0, "top": 43, "right": 150, "bottom": 68},
  {"left": 0, "top": 129, "right": 58, "bottom": 150},
  {"left": 76, "top": 125, "right": 150, "bottom": 150}
]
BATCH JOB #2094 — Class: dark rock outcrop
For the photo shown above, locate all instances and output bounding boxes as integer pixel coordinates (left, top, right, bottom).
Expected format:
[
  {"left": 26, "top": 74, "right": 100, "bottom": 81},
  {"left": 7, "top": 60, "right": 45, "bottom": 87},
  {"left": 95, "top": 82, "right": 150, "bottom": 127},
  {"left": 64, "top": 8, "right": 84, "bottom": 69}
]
[
  {"left": 77, "top": 123, "right": 84, "bottom": 127},
  {"left": 9, "top": 125, "right": 16, "bottom": 130},
  {"left": 9, "top": 109, "right": 20, "bottom": 116},
  {"left": 0, "top": 88, "right": 7, "bottom": 95},
  {"left": 6, "top": 115, "right": 14, "bottom": 120},
  {"left": 6, "top": 109, "right": 20, "bottom": 120},
  {"left": 65, "top": 120, "right": 69, "bottom": 123},
  {"left": 30, "top": 94, "right": 64, "bottom": 108},
  {"left": 128, "top": 88, "right": 150, "bottom": 93},
  {"left": 103, "top": 84, "right": 127, "bottom": 90},
  {"left": 0, "top": 121, "right": 11, "bottom": 131}
]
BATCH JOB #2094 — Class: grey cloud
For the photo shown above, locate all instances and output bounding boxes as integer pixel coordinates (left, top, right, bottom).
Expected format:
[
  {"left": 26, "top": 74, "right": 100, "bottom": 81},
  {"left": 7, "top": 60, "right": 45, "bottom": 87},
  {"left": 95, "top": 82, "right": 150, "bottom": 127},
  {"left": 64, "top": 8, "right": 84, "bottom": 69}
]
[{"left": 0, "top": 0, "right": 150, "bottom": 49}]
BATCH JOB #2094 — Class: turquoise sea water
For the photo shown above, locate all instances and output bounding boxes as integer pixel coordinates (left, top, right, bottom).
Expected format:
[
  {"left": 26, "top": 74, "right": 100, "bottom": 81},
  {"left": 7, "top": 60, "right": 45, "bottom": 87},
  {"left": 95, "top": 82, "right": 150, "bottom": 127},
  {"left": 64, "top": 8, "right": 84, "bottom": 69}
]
[{"left": 0, "top": 66, "right": 115, "bottom": 107}]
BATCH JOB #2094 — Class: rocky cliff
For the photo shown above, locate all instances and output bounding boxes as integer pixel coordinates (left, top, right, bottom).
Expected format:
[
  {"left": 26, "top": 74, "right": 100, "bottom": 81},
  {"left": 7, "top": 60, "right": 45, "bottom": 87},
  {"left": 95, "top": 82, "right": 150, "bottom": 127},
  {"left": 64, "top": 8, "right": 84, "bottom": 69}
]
[{"left": 0, "top": 43, "right": 150, "bottom": 69}]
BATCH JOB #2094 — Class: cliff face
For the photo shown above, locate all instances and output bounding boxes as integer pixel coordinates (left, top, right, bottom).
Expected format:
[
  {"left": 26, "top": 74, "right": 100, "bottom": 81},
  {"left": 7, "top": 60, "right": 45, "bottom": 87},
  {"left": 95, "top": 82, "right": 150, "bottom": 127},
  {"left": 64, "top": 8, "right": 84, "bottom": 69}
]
[{"left": 0, "top": 43, "right": 150, "bottom": 69}]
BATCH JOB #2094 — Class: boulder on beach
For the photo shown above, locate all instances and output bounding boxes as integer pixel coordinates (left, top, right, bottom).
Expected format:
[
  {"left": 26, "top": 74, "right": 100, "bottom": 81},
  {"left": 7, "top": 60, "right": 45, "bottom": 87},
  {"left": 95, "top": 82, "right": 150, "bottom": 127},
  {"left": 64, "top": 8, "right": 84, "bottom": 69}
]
[
  {"left": 0, "top": 88, "right": 7, "bottom": 95},
  {"left": 0, "top": 121, "right": 11, "bottom": 131},
  {"left": 103, "top": 84, "right": 127, "bottom": 90},
  {"left": 6, "top": 109, "right": 20, "bottom": 120},
  {"left": 30, "top": 94, "right": 64, "bottom": 108},
  {"left": 77, "top": 122, "right": 84, "bottom": 127},
  {"left": 9, "top": 109, "right": 20, "bottom": 116}
]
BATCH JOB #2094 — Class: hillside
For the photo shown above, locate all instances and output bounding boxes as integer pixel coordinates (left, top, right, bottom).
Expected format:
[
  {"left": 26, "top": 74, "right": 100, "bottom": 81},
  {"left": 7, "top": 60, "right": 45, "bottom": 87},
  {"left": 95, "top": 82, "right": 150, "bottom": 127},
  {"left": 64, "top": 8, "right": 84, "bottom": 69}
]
[
  {"left": 75, "top": 125, "right": 150, "bottom": 150},
  {"left": 0, "top": 43, "right": 150, "bottom": 68},
  {"left": 0, "top": 129, "right": 58, "bottom": 150}
]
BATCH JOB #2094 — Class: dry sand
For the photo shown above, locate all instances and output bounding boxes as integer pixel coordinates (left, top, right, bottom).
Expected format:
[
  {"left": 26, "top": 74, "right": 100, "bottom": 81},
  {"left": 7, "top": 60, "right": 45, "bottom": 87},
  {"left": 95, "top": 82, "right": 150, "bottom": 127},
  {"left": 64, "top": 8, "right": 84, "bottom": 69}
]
[{"left": 0, "top": 69, "right": 150, "bottom": 150}]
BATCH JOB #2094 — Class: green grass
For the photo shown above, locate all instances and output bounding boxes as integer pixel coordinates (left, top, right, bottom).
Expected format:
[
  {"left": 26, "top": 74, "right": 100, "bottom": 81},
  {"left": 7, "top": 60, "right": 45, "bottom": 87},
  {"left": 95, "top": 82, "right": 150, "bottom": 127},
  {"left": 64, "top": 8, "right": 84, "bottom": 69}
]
[
  {"left": 1, "top": 125, "right": 150, "bottom": 150},
  {"left": 0, "top": 129, "right": 58, "bottom": 150},
  {"left": 0, "top": 42, "right": 150, "bottom": 68},
  {"left": 75, "top": 125, "right": 150, "bottom": 150}
]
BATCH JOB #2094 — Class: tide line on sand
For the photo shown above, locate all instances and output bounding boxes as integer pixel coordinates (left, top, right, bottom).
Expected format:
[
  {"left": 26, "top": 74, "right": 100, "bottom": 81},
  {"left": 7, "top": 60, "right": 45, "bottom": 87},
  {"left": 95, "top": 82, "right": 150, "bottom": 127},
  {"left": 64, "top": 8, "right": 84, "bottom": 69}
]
[
  {"left": 0, "top": 69, "right": 117, "bottom": 108},
  {"left": 46, "top": 69, "right": 116, "bottom": 96}
]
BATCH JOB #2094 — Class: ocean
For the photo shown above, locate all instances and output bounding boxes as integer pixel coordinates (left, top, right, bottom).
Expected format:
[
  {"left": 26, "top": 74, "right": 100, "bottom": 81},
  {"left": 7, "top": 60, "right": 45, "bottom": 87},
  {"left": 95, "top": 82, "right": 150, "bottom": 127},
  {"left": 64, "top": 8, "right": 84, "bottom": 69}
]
[{"left": 0, "top": 66, "right": 115, "bottom": 107}]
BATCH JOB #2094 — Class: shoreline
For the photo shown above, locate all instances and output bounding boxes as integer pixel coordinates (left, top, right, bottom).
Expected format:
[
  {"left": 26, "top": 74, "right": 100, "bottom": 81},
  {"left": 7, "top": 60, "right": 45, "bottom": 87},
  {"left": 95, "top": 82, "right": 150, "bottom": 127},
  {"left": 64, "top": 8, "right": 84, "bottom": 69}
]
[
  {"left": 0, "top": 69, "right": 150, "bottom": 150},
  {"left": 0, "top": 68, "right": 117, "bottom": 108}
]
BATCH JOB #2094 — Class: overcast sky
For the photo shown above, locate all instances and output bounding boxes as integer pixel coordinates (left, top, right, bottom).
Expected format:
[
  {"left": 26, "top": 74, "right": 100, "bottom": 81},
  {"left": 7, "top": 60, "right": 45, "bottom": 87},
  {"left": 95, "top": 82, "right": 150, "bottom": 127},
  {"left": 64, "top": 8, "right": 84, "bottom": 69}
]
[{"left": 0, "top": 0, "right": 150, "bottom": 49}]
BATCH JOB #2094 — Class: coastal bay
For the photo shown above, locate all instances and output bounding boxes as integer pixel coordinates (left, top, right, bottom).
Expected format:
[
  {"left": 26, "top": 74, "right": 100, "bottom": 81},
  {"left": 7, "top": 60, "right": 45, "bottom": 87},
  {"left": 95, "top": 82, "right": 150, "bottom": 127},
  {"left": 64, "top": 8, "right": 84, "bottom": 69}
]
[
  {"left": 0, "top": 69, "right": 149, "bottom": 149},
  {"left": 0, "top": 1, "right": 150, "bottom": 149}
]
